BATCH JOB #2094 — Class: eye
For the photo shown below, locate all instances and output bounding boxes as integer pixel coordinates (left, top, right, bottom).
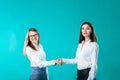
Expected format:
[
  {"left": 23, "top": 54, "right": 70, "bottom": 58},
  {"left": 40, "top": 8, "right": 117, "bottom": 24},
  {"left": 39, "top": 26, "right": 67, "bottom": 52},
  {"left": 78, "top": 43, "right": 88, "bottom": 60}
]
[
  {"left": 29, "top": 34, "right": 38, "bottom": 38},
  {"left": 82, "top": 27, "right": 84, "bottom": 30},
  {"left": 86, "top": 27, "right": 90, "bottom": 30}
]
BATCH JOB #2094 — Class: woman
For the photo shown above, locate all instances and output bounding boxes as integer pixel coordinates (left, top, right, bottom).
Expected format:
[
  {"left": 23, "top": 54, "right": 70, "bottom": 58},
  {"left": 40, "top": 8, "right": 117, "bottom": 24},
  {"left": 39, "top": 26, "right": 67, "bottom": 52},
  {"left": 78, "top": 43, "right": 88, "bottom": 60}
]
[
  {"left": 23, "top": 28, "right": 57, "bottom": 80},
  {"left": 58, "top": 22, "right": 99, "bottom": 80}
]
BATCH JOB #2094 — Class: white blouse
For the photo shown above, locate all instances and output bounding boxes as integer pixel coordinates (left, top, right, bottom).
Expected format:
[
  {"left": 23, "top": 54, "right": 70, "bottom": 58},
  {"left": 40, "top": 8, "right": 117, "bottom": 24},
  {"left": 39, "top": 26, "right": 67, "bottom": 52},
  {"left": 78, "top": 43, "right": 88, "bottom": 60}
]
[
  {"left": 26, "top": 44, "right": 55, "bottom": 68},
  {"left": 63, "top": 40, "right": 99, "bottom": 80}
]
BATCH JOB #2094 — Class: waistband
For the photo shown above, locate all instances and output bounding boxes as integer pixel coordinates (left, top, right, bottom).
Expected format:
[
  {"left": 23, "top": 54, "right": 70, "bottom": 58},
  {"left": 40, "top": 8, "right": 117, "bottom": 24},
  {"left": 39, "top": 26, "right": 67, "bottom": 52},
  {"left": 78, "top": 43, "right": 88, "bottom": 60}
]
[
  {"left": 32, "top": 67, "right": 46, "bottom": 70},
  {"left": 78, "top": 68, "right": 91, "bottom": 71}
]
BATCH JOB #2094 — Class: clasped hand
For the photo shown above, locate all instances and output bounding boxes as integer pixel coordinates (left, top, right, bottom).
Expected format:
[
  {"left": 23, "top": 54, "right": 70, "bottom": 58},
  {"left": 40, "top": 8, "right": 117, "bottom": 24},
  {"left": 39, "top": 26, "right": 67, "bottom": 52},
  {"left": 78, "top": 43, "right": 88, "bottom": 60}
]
[{"left": 55, "top": 58, "right": 64, "bottom": 65}]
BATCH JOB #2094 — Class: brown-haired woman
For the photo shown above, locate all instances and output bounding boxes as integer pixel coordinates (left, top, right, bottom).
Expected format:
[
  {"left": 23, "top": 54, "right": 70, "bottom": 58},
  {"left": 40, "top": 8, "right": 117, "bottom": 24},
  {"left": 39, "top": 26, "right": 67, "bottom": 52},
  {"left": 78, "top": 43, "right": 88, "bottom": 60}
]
[{"left": 59, "top": 22, "right": 99, "bottom": 80}]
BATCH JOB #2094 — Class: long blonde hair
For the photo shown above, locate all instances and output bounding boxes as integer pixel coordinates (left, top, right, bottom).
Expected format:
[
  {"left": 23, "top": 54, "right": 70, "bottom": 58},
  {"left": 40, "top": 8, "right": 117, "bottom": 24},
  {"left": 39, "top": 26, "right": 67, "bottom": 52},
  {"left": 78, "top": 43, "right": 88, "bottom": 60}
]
[{"left": 23, "top": 28, "right": 40, "bottom": 56}]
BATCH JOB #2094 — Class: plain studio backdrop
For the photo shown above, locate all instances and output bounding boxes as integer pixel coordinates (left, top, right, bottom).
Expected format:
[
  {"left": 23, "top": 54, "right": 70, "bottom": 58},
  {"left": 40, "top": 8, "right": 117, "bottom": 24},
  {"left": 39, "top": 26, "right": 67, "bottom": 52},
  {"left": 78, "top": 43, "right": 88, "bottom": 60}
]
[{"left": 0, "top": 0, "right": 120, "bottom": 80}]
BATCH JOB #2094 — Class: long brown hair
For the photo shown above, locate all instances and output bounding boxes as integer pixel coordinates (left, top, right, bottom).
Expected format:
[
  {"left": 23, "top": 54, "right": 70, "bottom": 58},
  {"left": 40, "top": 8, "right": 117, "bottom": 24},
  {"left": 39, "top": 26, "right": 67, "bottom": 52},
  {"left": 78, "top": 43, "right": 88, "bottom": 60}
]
[
  {"left": 79, "top": 22, "right": 97, "bottom": 43},
  {"left": 23, "top": 28, "right": 40, "bottom": 56}
]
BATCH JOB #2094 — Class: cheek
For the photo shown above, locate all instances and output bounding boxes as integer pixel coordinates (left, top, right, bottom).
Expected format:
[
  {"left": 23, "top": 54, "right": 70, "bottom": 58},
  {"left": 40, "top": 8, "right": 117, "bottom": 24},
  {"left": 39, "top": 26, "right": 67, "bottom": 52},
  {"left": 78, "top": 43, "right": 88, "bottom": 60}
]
[
  {"left": 36, "top": 37, "right": 39, "bottom": 41},
  {"left": 88, "top": 31, "right": 92, "bottom": 35},
  {"left": 81, "top": 30, "right": 84, "bottom": 33},
  {"left": 29, "top": 38, "right": 33, "bottom": 41},
  {"left": 81, "top": 31, "right": 84, "bottom": 35},
  {"left": 36, "top": 36, "right": 39, "bottom": 40}
]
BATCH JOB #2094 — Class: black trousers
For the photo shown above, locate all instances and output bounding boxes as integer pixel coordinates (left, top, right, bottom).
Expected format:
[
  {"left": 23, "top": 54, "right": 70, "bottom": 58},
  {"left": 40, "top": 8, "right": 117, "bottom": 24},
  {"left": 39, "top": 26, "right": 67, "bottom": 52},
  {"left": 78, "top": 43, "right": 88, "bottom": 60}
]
[{"left": 77, "top": 68, "right": 92, "bottom": 80}]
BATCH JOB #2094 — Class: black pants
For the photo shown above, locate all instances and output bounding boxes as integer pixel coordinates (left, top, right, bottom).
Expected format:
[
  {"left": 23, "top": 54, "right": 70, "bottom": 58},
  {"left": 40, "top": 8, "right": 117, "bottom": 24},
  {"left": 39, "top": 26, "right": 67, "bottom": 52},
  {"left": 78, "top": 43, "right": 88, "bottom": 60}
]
[{"left": 77, "top": 68, "right": 91, "bottom": 80}]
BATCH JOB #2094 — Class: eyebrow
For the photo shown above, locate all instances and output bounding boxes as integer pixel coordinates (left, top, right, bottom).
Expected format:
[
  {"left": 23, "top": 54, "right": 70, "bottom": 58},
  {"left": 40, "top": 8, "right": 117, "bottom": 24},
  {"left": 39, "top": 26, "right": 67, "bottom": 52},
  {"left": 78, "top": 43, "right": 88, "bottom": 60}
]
[{"left": 29, "top": 34, "right": 38, "bottom": 36}]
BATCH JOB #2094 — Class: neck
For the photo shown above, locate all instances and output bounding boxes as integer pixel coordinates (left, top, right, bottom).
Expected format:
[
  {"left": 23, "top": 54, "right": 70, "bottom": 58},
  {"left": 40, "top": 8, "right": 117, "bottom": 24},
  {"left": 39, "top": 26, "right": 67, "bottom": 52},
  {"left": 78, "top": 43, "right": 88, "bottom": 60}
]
[
  {"left": 85, "top": 37, "right": 90, "bottom": 42},
  {"left": 32, "top": 42, "right": 38, "bottom": 46}
]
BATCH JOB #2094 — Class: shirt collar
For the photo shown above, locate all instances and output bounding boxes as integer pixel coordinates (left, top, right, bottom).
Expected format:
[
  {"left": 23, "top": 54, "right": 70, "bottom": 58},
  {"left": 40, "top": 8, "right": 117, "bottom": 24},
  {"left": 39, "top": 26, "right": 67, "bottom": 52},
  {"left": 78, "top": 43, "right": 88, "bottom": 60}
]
[
  {"left": 82, "top": 39, "right": 91, "bottom": 44},
  {"left": 33, "top": 44, "right": 39, "bottom": 49}
]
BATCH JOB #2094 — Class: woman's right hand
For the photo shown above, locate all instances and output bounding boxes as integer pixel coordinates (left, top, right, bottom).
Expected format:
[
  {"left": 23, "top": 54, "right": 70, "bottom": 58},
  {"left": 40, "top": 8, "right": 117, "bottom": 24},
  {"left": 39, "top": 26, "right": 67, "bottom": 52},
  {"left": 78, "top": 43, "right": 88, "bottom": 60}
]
[{"left": 55, "top": 58, "right": 64, "bottom": 65}]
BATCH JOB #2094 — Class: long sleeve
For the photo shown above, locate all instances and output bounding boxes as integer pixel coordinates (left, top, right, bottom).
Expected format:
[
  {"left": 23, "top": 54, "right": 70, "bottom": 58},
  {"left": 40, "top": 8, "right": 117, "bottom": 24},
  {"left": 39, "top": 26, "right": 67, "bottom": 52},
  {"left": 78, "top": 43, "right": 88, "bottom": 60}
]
[
  {"left": 26, "top": 47, "right": 55, "bottom": 68},
  {"left": 62, "top": 56, "right": 77, "bottom": 64},
  {"left": 87, "top": 43, "right": 99, "bottom": 80}
]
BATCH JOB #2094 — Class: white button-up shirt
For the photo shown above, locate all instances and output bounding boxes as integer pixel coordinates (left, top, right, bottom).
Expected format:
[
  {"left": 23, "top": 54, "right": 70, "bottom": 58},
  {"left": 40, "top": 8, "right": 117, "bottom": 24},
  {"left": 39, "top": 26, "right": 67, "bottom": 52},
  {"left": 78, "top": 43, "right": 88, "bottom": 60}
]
[
  {"left": 63, "top": 40, "right": 99, "bottom": 80},
  {"left": 26, "top": 44, "right": 55, "bottom": 68}
]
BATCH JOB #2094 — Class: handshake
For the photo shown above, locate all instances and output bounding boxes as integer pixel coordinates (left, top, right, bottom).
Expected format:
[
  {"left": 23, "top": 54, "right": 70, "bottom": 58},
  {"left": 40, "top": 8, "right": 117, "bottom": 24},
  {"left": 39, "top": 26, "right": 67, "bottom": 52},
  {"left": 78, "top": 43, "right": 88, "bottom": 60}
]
[{"left": 55, "top": 58, "right": 64, "bottom": 65}]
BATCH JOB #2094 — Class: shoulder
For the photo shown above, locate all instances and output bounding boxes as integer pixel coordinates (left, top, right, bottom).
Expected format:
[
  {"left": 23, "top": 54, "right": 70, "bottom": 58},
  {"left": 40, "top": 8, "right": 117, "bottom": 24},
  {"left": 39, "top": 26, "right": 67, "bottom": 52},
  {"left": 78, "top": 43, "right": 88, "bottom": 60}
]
[
  {"left": 26, "top": 46, "right": 34, "bottom": 52},
  {"left": 90, "top": 42, "right": 99, "bottom": 48},
  {"left": 26, "top": 46, "right": 36, "bottom": 56},
  {"left": 78, "top": 43, "right": 82, "bottom": 47},
  {"left": 91, "top": 42, "right": 98, "bottom": 45},
  {"left": 39, "top": 44, "right": 44, "bottom": 49}
]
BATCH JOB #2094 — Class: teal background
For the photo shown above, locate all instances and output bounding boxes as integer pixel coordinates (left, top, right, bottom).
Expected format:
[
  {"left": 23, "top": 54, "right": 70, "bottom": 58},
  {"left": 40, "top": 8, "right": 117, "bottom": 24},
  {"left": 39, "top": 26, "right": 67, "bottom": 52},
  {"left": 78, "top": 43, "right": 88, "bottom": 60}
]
[{"left": 0, "top": 0, "right": 120, "bottom": 80}]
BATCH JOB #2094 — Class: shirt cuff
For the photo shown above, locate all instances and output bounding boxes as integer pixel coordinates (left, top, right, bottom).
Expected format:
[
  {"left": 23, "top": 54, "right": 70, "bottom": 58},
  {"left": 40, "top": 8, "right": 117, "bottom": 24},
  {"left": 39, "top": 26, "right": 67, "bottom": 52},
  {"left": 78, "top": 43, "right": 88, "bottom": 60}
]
[{"left": 49, "top": 60, "right": 56, "bottom": 65}]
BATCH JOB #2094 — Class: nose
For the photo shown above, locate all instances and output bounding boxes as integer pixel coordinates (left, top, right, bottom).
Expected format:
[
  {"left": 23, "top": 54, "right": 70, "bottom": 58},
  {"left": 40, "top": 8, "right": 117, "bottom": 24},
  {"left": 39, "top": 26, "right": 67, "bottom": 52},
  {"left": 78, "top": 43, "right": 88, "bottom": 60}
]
[
  {"left": 33, "top": 36, "right": 37, "bottom": 39},
  {"left": 84, "top": 29, "right": 87, "bottom": 32}
]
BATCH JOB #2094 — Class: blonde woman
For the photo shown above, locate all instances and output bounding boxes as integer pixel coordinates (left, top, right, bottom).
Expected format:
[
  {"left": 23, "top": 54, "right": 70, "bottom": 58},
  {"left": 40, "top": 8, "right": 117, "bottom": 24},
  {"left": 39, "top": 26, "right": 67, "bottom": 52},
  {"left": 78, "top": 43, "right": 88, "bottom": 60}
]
[{"left": 23, "top": 28, "right": 58, "bottom": 80}]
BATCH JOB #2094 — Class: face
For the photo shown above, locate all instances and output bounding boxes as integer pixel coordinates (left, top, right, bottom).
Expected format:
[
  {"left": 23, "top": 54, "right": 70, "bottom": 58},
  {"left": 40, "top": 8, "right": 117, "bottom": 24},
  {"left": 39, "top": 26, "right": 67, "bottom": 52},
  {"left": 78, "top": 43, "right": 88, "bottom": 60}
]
[
  {"left": 29, "top": 31, "right": 39, "bottom": 44},
  {"left": 81, "top": 24, "right": 92, "bottom": 38}
]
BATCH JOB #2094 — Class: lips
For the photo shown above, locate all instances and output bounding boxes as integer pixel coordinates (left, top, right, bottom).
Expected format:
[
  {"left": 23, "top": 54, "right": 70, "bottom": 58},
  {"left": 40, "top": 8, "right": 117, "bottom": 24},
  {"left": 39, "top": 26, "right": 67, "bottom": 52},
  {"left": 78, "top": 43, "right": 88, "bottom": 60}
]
[{"left": 84, "top": 33, "right": 87, "bottom": 34}]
